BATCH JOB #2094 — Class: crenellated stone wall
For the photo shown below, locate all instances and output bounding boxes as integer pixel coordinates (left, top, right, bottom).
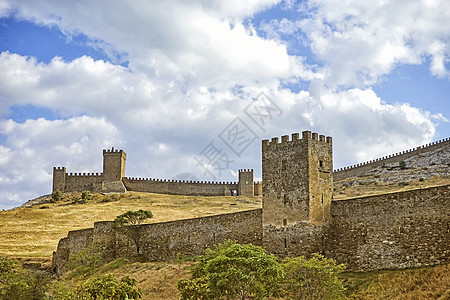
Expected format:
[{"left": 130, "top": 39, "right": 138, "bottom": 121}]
[
  {"left": 334, "top": 137, "right": 450, "bottom": 181},
  {"left": 324, "top": 184, "right": 450, "bottom": 271},
  {"left": 53, "top": 209, "right": 262, "bottom": 275},
  {"left": 122, "top": 177, "right": 237, "bottom": 196},
  {"left": 51, "top": 131, "right": 450, "bottom": 274}
]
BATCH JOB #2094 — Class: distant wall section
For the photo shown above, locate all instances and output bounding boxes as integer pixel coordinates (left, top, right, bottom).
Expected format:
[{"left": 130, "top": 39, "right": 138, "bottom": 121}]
[
  {"left": 123, "top": 177, "right": 238, "bottom": 196},
  {"left": 334, "top": 138, "right": 450, "bottom": 181}
]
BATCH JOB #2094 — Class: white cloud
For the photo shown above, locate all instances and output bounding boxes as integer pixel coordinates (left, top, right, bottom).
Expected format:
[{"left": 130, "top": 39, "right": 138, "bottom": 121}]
[
  {"left": 261, "top": 0, "right": 450, "bottom": 86},
  {"left": 0, "top": 0, "right": 445, "bottom": 209},
  {"left": 0, "top": 116, "right": 121, "bottom": 208}
]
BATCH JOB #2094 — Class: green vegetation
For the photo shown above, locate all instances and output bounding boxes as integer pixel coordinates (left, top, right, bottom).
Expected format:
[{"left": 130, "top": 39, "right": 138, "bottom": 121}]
[
  {"left": 83, "top": 273, "right": 142, "bottom": 299},
  {"left": 81, "top": 191, "right": 92, "bottom": 203},
  {"left": 178, "top": 240, "right": 284, "bottom": 300},
  {"left": 178, "top": 241, "right": 347, "bottom": 300},
  {"left": 399, "top": 160, "right": 407, "bottom": 169},
  {"left": 0, "top": 256, "right": 50, "bottom": 300},
  {"left": 67, "top": 243, "right": 104, "bottom": 278},
  {"left": 283, "top": 254, "right": 346, "bottom": 300},
  {"left": 51, "top": 190, "right": 63, "bottom": 203},
  {"left": 112, "top": 210, "right": 153, "bottom": 255}
]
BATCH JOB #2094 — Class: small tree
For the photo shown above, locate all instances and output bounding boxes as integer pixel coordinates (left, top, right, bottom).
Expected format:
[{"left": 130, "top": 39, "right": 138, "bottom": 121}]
[
  {"left": 178, "top": 240, "right": 284, "bottom": 300},
  {"left": 83, "top": 273, "right": 142, "bottom": 299},
  {"left": 399, "top": 160, "right": 407, "bottom": 170},
  {"left": 112, "top": 210, "right": 153, "bottom": 255},
  {"left": 282, "top": 254, "right": 346, "bottom": 300}
]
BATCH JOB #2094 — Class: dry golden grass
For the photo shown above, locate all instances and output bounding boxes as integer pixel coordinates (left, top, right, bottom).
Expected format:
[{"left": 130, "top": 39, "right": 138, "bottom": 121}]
[
  {"left": 344, "top": 264, "right": 450, "bottom": 300},
  {"left": 0, "top": 192, "right": 261, "bottom": 262}
]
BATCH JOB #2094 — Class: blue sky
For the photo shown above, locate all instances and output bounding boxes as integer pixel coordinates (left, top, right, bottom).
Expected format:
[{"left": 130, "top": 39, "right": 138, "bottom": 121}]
[{"left": 0, "top": 0, "right": 449, "bottom": 209}]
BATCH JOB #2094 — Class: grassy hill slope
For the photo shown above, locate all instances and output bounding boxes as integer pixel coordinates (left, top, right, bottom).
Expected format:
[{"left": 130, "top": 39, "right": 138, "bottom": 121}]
[{"left": 0, "top": 192, "right": 260, "bottom": 261}]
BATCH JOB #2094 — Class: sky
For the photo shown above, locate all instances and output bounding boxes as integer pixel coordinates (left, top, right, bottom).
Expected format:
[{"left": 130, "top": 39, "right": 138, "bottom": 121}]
[{"left": 0, "top": 0, "right": 449, "bottom": 209}]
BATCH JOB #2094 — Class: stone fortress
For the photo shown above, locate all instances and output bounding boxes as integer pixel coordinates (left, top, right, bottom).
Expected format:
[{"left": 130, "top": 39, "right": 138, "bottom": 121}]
[
  {"left": 52, "top": 131, "right": 450, "bottom": 274},
  {"left": 53, "top": 148, "right": 261, "bottom": 197}
]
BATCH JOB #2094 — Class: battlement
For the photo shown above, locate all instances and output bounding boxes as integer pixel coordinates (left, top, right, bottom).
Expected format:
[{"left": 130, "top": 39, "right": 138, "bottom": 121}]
[
  {"left": 67, "top": 172, "right": 102, "bottom": 177},
  {"left": 124, "top": 177, "right": 237, "bottom": 185},
  {"left": 238, "top": 169, "right": 253, "bottom": 173},
  {"left": 103, "top": 147, "right": 125, "bottom": 154},
  {"left": 262, "top": 131, "right": 332, "bottom": 150},
  {"left": 333, "top": 137, "right": 450, "bottom": 180},
  {"left": 53, "top": 167, "right": 66, "bottom": 171}
]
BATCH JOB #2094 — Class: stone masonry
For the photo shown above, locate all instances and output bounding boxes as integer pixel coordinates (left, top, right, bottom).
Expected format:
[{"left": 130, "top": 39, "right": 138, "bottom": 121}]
[
  {"left": 52, "top": 131, "right": 450, "bottom": 273},
  {"left": 53, "top": 149, "right": 259, "bottom": 196}
]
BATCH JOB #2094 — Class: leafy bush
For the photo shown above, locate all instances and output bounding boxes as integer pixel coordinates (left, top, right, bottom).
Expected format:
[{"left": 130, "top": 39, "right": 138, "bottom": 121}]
[
  {"left": 0, "top": 257, "right": 50, "bottom": 300},
  {"left": 282, "top": 254, "right": 346, "bottom": 300},
  {"left": 82, "top": 191, "right": 92, "bottom": 201},
  {"left": 101, "top": 193, "right": 125, "bottom": 203},
  {"left": 51, "top": 190, "right": 63, "bottom": 203},
  {"left": 399, "top": 160, "right": 407, "bottom": 169},
  {"left": 178, "top": 240, "right": 284, "bottom": 300},
  {"left": 83, "top": 273, "right": 142, "bottom": 299}
]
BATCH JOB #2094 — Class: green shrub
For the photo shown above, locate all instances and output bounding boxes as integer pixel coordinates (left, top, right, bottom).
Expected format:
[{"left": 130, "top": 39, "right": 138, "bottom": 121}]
[
  {"left": 51, "top": 190, "right": 63, "bottom": 203},
  {"left": 83, "top": 274, "right": 142, "bottom": 299},
  {"left": 283, "top": 254, "right": 346, "bottom": 300},
  {"left": 81, "top": 191, "right": 92, "bottom": 201}
]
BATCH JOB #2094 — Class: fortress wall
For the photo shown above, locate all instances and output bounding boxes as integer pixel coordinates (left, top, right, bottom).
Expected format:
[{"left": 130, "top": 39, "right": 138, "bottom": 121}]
[
  {"left": 52, "top": 228, "right": 94, "bottom": 274},
  {"left": 325, "top": 184, "right": 450, "bottom": 271},
  {"left": 333, "top": 138, "right": 450, "bottom": 181},
  {"left": 119, "top": 208, "right": 262, "bottom": 260},
  {"left": 64, "top": 173, "right": 103, "bottom": 193},
  {"left": 254, "top": 181, "right": 263, "bottom": 196},
  {"left": 123, "top": 177, "right": 238, "bottom": 196},
  {"left": 263, "top": 222, "right": 324, "bottom": 258},
  {"left": 52, "top": 209, "right": 262, "bottom": 274}
]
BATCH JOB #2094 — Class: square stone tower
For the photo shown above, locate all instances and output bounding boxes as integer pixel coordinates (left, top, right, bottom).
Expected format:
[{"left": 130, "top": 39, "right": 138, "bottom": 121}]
[
  {"left": 52, "top": 167, "right": 66, "bottom": 192},
  {"left": 262, "top": 131, "right": 332, "bottom": 256},
  {"left": 238, "top": 169, "right": 254, "bottom": 196},
  {"left": 103, "top": 147, "right": 126, "bottom": 181}
]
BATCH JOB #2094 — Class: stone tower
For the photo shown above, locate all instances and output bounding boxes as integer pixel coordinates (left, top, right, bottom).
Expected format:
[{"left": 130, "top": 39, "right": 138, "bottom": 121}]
[
  {"left": 261, "top": 131, "right": 333, "bottom": 256},
  {"left": 103, "top": 147, "right": 126, "bottom": 181},
  {"left": 238, "top": 169, "right": 254, "bottom": 196},
  {"left": 52, "top": 167, "right": 66, "bottom": 192}
]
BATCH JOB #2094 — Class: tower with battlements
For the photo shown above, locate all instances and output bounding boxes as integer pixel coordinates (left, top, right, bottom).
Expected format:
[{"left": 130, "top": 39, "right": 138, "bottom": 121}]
[
  {"left": 238, "top": 169, "right": 254, "bottom": 197},
  {"left": 262, "top": 130, "right": 333, "bottom": 256}
]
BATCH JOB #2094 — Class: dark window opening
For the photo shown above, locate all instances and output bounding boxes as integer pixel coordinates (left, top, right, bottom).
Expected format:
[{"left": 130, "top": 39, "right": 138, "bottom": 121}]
[
  {"left": 283, "top": 218, "right": 287, "bottom": 226},
  {"left": 284, "top": 238, "right": 287, "bottom": 249},
  {"left": 319, "top": 160, "right": 323, "bottom": 167},
  {"left": 321, "top": 193, "right": 324, "bottom": 205},
  {"left": 282, "top": 159, "right": 288, "bottom": 170}
]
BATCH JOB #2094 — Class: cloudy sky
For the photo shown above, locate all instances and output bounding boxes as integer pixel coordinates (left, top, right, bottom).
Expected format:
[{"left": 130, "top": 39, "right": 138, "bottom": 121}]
[{"left": 0, "top": 0, "right": 449, "bottom": 209}]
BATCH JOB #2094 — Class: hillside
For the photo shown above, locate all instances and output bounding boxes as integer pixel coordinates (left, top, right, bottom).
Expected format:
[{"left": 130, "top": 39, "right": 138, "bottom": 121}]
[
  {"left": 334, "top": 141, "right": 450, "bottom": 199},
  {"left": 0, "top": 192, "right": 260, "bottom": 262}
]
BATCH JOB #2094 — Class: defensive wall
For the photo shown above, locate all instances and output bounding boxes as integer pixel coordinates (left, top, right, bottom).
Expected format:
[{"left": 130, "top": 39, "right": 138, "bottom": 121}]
[
  {"left": 334, "top": 137, "right": 450, "bottom": 181},
  {"left": 325, "top": 184, "right": 450, "bottom": 271},
  {"left": 123, "top": 177, "right": 237, "bottom": 196},
  {"left": 53, "top": 149, "right": 258, "bottom": 197},
  {"left": 53, "top": 209, "right": 262, "bottom": 275},
  {"left": 52, "top": 131, "right": 450, "bottom": 274}
]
